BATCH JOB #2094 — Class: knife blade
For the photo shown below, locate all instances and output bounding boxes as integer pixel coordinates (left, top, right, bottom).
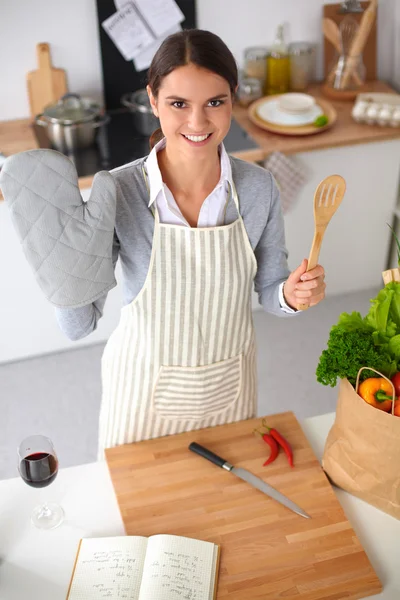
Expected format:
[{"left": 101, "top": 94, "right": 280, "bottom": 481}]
[{"left": 189, "top": 442, "right": 310, "bottom": 519}]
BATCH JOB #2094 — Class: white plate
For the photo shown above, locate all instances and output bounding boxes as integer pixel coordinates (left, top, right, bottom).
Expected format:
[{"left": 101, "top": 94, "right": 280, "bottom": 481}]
[{"left": 256, "top": 98, "right": 323, "bottom": 126}]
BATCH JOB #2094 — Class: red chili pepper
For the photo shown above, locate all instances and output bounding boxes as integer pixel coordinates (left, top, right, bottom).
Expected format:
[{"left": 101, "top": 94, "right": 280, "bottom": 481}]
[
  {"left": 261, "top": 433, "right": 279, "bottom": 466},
  {"left": 269, "top": 428, "right": 294, "bottom": 467},
  {"left": 261, "top": 419, "right": 294, "bottom": 468},
  {"left": 253, "top": 428, "right": 279, "bottom": 466}
]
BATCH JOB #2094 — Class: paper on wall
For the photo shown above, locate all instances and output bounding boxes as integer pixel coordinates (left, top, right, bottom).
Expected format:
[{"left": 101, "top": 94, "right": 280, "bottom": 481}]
[
  {"left": 133, "top": 23, "right": 182, "bottom": 72},
  {"left": 112, "top": 0, "right": 184, "bottom": 71},
  {"left": 102, "top": 2, "right": 155, "bottom": 61},
  {"left": 134, "top": 0, "right": 184, "bottom": 38}
]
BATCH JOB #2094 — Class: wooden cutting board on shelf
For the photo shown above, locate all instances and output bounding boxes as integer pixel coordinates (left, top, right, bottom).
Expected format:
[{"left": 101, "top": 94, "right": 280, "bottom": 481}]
[
  {"left": 26, "top": 42, "right": 67, "bottom": 117},
  {"left": 323, "top": 2, "right": 377, "bottom": 80},
  {"left": 106, "top": 411, "right": 382, "bottom": 599}
]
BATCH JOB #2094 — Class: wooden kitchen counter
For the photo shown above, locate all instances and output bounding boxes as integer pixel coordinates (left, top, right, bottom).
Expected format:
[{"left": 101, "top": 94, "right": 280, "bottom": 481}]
[
  {"left": 233, "top": 81, "right": 400, "bottom": 156},
  {"left": 1, "top": 80, "right": 399, "bottom": 202}
]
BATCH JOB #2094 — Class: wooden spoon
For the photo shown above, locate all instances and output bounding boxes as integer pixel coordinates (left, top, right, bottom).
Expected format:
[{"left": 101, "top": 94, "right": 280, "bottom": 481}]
[
  {"left": 323, "top": 18, "right": 363, "bottom": 86},
  {"left": 297, "top": 175, "right": 346, "bottom": 311}
]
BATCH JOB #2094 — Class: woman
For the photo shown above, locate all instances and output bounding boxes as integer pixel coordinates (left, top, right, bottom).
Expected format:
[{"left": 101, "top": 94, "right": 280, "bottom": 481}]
[{"left": 56, "top": 30, "right": 325, "bottom": 455}]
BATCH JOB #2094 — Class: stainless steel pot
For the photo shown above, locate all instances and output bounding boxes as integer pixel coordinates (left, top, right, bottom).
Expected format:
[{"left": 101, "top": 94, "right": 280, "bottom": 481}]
[
  {"left": 121, "top": 90, "right": 160, "bottom": 136},
  {"left": 35, "top": 93, "right": 108, "bottom": 154}
]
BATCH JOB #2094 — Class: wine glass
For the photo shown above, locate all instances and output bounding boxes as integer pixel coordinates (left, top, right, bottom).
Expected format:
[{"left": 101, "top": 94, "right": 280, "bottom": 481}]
[{"left": 17, "top": 435, "right": 64, "bottom": 529}]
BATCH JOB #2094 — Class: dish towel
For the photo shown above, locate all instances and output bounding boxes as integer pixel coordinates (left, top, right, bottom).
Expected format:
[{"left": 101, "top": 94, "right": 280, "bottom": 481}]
[{"left": 264, "top": 151, "right": 307, "bottom": 214}]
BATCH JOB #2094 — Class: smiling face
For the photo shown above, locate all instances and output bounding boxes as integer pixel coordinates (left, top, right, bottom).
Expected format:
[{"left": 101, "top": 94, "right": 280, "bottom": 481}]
[{"left": 147, "top": 63, "right": 233, "bottom": 158}]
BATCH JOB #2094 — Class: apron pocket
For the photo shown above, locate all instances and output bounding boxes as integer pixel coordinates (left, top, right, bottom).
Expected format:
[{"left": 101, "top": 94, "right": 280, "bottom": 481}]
[{"left": 152, "top": 355, "right": 243, "bottom": 420}]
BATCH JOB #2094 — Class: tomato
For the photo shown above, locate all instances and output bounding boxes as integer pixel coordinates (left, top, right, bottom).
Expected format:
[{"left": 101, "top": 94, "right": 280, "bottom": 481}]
[
  {"left": 394, "top": 400, "right": 400, "bottom": 417},
  {"left": 391, "top": 372, "right": 400, "bottom": 396}
]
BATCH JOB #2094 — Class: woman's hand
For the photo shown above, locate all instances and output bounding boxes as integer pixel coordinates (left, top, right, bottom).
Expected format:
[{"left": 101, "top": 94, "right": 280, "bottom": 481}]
[{"left": 283, "top": 259, "right": 326, "bottom": 310}]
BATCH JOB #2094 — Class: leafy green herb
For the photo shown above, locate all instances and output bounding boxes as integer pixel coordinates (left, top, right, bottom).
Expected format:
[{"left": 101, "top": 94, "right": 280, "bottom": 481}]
[{"left": 316, "top": 327, "right": 397, "bottom": 387}]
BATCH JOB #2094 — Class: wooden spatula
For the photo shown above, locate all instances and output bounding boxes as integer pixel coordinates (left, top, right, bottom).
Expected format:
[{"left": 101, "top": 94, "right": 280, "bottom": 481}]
[
  {"left": 26, "top": 43, "right": 68, "bottom": 118},
  {"left": 297, "top": 174, "right": 346, "bottom": 311}
]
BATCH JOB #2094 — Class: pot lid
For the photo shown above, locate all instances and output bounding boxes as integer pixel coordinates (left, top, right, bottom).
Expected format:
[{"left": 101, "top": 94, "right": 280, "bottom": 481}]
[{"left": 42, "top": 94, "right": 102, "bottom": 124}]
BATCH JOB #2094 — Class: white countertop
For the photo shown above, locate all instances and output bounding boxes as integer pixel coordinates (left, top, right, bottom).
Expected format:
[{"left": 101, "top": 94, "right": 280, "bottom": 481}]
[{"left": 0, "top": 412, "right": 398, "bottom": 600}]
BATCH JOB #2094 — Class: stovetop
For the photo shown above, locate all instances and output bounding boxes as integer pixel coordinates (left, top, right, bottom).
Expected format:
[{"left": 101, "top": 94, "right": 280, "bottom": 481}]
[{"left": 32, "top": 109, "right": 260, "bottom": 178}]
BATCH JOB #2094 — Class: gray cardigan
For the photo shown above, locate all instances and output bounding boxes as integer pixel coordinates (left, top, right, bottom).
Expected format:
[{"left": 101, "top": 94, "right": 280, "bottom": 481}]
[{"left": 55, "top": 155, "right": 294, "bottom": 340}]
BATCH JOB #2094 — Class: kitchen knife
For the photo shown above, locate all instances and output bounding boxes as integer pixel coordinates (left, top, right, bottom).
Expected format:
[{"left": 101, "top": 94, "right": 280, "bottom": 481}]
[{"left": 189, "top": 442, "right": 310, "bottom": 519}]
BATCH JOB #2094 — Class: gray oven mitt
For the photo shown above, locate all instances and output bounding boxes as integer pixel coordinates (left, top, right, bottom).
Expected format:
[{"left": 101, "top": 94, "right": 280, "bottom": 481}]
[{"left": 0, "top": 149, "right": 117, "bottom": 308}]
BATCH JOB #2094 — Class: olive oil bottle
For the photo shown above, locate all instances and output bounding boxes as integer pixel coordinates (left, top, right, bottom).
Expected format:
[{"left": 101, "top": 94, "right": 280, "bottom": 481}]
[{"left": 265, "top": 24, "right": 290, "bottom": 95}]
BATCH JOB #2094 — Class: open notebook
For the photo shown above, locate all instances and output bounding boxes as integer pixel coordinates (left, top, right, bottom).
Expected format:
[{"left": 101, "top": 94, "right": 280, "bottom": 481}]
[{"left": 66, "top": 534, "right": 220, "bottom": 600}]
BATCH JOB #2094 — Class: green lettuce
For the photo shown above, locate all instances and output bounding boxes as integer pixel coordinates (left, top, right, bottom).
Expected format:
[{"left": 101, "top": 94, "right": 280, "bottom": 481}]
[{"left": 316, "top": 282, "right": 400, "bottom": 387}]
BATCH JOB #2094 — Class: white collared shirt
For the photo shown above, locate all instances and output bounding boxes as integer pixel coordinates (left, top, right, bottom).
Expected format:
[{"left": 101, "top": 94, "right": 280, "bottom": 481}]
[
  {"left": 145, "top": 137, "right": 232, "bottom": 227},
  {"left": 144, "top": 138, "right": 294, "bottom": 313}
]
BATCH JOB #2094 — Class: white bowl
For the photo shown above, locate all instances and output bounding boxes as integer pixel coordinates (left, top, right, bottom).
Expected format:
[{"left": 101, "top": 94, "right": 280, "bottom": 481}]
[{"left": 278, "top": 93, "right": 316, "bottom": 114}]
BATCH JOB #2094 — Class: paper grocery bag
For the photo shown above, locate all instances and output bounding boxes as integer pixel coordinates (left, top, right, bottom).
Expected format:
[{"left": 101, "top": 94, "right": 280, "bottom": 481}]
[{"left": 322, "top": 377, "right": 400, "bottom": 519}]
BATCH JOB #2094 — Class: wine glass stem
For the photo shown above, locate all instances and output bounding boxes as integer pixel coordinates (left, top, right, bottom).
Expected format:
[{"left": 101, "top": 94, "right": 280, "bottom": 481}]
[{"left": 38, "top": 502, "right": 53, "bottom": 520}]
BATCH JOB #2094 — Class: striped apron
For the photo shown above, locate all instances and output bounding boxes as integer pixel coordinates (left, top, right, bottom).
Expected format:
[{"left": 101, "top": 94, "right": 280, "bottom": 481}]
[{"left": 98, "top": 179, "right": 258, "bottom": 456}]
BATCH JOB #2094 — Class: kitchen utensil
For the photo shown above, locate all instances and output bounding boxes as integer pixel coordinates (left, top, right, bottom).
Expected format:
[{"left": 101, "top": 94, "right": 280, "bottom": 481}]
[
  {"left": 323, "top": 2, "right": 377, "bottom": 81},
  {"left": 330, "top": 16, "right": 367, "bottom": 90},
  {"left": 297, "top": 174, "right": 346, "bottom": 310},
  {"left": 26, "top": 43, "right": 68, "bottom": 118},
  {"left": 340, "top": 15, "right": 359, "bottom": 55},
  {"left": 323, "top": 18, "right": 364, "bottom": 86},
  {"left": 188, "top": 441, "right": 310, "bottom": 518},
  {"left": 248, "top": 95, "right": 337, "bottom": 136},
  {"left": 105, "top": 412, "right": 382, "bottom": 599},
  {"left": 121, "top": 90, "right": 160, "bottom": 136},
  {"left": 35, "top": 93, "right": 107, "bottom": 153},
  {"left": 341, "top": 0, "right": 378, "bottom": 88}
]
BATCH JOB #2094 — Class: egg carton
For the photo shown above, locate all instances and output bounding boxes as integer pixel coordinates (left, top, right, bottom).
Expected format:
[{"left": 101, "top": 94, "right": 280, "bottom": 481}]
[{"left": 352, "top": 93, "right": 400, "bottom": 127}]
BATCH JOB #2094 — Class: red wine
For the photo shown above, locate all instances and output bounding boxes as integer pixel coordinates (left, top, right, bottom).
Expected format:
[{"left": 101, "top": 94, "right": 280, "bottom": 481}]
[{"left": 19, "top": 452, "right": 58, "bottom": 488}]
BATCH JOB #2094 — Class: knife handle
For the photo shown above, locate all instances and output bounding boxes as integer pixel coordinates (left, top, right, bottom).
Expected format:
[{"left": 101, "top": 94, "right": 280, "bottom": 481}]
[{"left": 189, "top": 442, "right": 232, "bottom": 470}]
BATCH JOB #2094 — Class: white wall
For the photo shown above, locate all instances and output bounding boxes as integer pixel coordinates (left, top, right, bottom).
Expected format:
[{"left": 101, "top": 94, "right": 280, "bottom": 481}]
[
  {"left": 394, "top": 0, "right": 400, "bottom": 90},
  {"left": 0, "top": 192, "right": 122, "bottom": 364},
  {"left": 0, "top": 0, "right": 398, "bottom": 121}
]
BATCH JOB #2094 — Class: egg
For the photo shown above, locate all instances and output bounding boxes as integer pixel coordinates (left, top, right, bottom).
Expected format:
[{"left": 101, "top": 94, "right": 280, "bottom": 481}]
[
  {"left": 352, "top": 100, "right": 368, "bottom": 122},
  {"left": 365, "top": 104, "right": 380, "bottom": 124},
  {"left": 377, "top": 105, "right": 393, "bottom": 127},
  {"left": 390, "top": 107, "right": 400, "bottom": 127}
]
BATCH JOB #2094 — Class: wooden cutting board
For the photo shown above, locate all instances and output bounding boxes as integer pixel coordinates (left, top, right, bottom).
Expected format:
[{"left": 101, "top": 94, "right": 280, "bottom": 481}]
[
  {"left": 106, "top": 411, "right": 382, "bottom": 599},
  {"left": 26, "top": 42, "right": 67, "bottom": 117},
  {"left": 323, "top": 2, "right": 377, "bottom": 80}
]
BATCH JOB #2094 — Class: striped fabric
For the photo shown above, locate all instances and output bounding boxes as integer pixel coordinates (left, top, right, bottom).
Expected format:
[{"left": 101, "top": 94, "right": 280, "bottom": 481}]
[{"left": 98, "top": 185, "right": 258, "bottom": 455}]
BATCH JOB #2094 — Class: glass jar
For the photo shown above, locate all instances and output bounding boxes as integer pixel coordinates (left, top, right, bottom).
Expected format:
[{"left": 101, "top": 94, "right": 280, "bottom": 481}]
[
  {"left": 244, "top": 46, "right": 269, "bottom": 85},
  {"left": 236, "top": 74, "right": 263, "bottom": 107},
  {"left": 288, "top": 42, "right": 316, "bottom": 91}
]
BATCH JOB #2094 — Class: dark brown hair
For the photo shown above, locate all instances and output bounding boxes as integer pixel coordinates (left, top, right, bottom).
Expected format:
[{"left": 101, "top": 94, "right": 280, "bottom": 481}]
[{"left": 148, "top": 29, "right": 238, "bottom": 149}]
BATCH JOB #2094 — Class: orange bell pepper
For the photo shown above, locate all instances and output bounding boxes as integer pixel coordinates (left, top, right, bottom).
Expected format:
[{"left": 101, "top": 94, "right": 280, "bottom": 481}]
[{"left": 358, "top": 377, "right": 394, "bottom": 412}]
